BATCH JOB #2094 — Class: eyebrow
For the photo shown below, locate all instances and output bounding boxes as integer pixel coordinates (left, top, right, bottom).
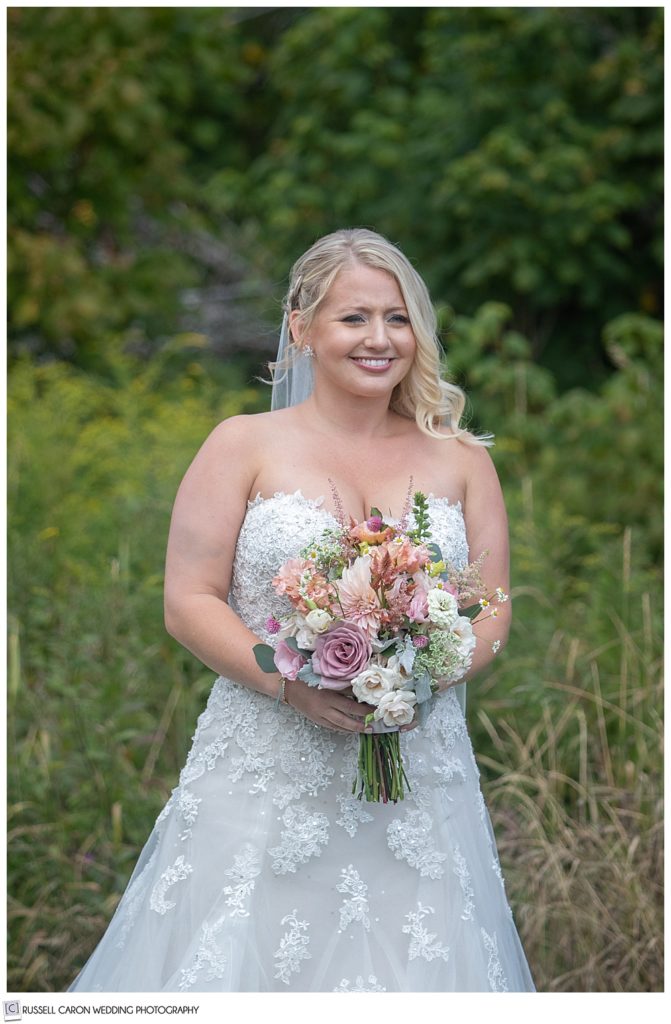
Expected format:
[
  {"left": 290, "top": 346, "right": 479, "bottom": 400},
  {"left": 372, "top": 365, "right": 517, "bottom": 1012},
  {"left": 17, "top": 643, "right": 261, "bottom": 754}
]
[{"left": 333, "top": 304, "right": 408, "bottom": 314}]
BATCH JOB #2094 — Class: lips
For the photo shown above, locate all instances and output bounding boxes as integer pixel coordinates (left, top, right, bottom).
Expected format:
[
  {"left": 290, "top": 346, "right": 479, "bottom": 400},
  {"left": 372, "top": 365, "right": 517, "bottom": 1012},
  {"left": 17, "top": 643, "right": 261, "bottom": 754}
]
[{"left": 350, "top": 357, "right": 394, "bottom": 370}]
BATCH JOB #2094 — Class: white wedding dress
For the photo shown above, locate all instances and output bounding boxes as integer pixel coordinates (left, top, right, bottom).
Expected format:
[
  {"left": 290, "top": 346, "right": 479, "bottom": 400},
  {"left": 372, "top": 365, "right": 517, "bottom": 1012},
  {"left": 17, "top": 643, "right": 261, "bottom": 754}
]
[{"left": 69, "top": 491, "right": 535, "bottom": 993}]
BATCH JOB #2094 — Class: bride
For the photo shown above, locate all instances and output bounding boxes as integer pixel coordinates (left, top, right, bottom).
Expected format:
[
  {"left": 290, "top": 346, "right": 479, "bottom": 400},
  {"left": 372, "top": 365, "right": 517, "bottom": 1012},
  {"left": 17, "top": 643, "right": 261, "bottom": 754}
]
[{"left": 69, "top": 228, "right": 535, "bottom": 992}]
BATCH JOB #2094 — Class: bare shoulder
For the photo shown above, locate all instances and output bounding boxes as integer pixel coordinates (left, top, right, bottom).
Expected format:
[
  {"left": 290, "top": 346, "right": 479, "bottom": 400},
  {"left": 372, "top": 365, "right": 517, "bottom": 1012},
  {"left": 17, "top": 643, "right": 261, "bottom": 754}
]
[
  {"left": 426, "top": 425, "right": 497, "bottom": 486},
  {"left": 202, "top": 410, "right": 267, "bottom": 449},
  {"left": 457, "top": 436, "right": 500, "bottom": 485},
  {"left": 196, "top": 408, "right": 296, "bottom": 461},
  {"left": 458, "top": 438, "right": 508, "bottom": 531}
]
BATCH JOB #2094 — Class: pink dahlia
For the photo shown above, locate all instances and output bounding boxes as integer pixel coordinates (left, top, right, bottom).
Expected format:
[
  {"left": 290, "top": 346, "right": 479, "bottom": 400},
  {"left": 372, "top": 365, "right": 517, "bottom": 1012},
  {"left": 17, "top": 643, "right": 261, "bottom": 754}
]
[{"left": 336, "top": 554, "right": 383, "bottom": 635}]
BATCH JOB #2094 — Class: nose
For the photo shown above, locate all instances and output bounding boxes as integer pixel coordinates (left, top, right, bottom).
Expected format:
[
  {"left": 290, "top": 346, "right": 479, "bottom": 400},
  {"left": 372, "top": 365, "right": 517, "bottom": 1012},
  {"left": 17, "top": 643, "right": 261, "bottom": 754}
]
[{"left": 364, "top": 316, "right": 391, "bottom": 350}]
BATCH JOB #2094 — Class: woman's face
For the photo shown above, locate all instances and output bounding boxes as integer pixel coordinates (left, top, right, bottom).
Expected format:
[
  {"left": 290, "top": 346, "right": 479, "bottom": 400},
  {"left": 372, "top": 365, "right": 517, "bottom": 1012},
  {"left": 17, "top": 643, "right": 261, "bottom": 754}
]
[{"left": 292, "top": 263, "right": 417, "bottom": 400}]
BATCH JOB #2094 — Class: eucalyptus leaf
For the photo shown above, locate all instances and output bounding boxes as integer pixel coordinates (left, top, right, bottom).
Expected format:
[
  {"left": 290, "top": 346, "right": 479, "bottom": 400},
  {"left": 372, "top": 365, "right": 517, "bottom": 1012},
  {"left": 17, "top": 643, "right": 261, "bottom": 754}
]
[{"left": 253, "top": 643, "right": 279, "bottom": 674}]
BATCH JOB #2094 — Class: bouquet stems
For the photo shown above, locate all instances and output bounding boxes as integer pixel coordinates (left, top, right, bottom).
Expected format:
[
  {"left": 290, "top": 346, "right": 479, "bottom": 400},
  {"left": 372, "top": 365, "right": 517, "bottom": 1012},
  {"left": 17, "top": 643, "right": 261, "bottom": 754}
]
[{"left": 353, "top": 732, "right": 410, "bottom": 803}]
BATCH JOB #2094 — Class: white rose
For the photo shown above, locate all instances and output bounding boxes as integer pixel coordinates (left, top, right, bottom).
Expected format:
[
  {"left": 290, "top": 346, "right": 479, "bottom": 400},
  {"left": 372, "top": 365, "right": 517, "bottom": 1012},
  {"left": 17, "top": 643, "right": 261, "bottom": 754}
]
[
  {"left": 305, "top": 609, "right": 332, "bottom": 633},
  {"left": 451, "top": 615, "right": 476, "bottom": 657},
  {"left": 373, "top": 689, "right": 418, "bottom": 727},
  {"left": 427, "top": 588, "right": 459, "bottom": 628},
  {"left": 351, "top": 664, "right": 398, "bottom": 705},
  {"left": 289, "top": 609, "right": 334, "bottom": 651}
]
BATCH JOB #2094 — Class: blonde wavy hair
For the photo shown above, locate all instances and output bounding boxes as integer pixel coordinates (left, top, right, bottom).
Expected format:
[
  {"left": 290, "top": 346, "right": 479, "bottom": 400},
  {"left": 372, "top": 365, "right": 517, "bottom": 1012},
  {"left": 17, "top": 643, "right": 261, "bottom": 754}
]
[{"left": 269, "top": 228, "right": 492, "bottom": 445}]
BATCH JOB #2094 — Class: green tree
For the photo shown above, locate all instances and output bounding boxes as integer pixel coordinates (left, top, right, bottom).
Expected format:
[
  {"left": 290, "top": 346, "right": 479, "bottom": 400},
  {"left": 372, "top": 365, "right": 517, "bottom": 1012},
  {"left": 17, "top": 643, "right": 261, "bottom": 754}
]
[
  {"left": 8, "top": 7, "right": 255, "bottom": 365},
  {"left": 216, "top": 7, "right": 662, "bottom": 387},
  {"left": 8, "top": 7, "right": 662, "bottom": 389}
]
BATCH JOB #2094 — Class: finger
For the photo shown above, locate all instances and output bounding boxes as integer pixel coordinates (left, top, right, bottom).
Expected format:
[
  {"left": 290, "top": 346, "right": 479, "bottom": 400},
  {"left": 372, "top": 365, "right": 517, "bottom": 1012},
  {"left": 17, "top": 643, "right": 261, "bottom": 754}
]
[
  {"left": 331, "top": 696, "right": 375, "bottom": 719},
  {"left": 330, "top": 708, "right": 371, "bottom": 733}
]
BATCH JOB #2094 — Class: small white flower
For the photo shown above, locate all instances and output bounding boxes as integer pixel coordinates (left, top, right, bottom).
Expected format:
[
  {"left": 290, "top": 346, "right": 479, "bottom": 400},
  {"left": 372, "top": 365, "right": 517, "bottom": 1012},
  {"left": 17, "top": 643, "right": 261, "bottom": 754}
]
[
  {"left": 305, "top": 609, "right": 332, "bottom": 633},
  {"left": 351, "top": 664, "right": 399, "bottom": 705},
  {"left": 427, "top": 589, "right": 459, "bottom": 628},
  {"left": 492, "top": 640, "right": 501, "bottom": 653},
  {"left": 495, "top": 588, "right": 509, "bottom": 602},
  {"left": 373, "top": 689, "right": 417, "bottom": 727}
]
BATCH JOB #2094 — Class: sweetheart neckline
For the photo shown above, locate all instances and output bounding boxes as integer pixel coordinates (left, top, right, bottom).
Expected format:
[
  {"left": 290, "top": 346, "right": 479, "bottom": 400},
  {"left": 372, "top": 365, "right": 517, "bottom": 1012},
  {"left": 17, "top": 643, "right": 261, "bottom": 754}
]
[{"left": 246, "top": 488, "right": 463, "bottom": 523}]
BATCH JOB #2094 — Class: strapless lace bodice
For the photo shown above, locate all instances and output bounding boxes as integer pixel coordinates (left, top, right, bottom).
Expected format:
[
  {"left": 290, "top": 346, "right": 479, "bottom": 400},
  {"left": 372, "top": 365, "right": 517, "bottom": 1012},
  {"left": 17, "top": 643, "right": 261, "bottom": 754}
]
[{"left": 229, "top": 490, "right": 469, "bottom": 637}]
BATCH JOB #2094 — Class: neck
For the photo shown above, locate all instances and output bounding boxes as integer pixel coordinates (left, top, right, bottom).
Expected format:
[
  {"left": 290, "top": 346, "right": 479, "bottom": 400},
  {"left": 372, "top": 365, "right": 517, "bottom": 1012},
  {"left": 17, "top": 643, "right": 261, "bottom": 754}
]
[{"left": 305, "top": 380, "right": 401, "bottom": 439}]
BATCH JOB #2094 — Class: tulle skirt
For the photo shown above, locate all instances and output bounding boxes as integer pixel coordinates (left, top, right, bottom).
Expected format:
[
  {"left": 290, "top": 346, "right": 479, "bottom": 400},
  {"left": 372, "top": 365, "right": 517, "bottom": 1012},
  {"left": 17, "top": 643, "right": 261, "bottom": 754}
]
[{"left": 69, "top": 679, "right": 535, "bottom": 992}]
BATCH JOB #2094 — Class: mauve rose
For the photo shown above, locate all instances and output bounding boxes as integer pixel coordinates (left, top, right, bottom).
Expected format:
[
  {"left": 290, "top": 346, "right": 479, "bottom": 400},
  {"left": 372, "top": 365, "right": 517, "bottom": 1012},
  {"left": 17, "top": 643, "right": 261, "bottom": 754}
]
[
  {"left": 312, "top": 621, "right": 372, "bottom": 689},
  {"left": 273, "top": 640, "right": 308, "bottom": 681}
]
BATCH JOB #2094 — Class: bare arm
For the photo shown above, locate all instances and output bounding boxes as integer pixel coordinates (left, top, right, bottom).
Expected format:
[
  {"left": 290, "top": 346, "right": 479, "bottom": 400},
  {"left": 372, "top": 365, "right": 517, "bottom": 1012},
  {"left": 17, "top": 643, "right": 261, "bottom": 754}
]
[
  {"left": 441, "top": 444, "right": 512, "bottom": 690},
  {"left": 164, "top": 416, "right": 279, "bottom": 696},
  {"left": 163, "top": 416, "right": 374, "bottom": 733}
]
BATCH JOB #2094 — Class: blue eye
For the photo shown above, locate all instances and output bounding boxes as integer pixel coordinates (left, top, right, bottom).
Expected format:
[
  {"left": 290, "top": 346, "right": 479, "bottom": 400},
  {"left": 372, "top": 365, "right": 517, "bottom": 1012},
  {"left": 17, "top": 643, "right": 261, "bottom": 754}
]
[
  {"left": 342, "top": 315, "right": 365, "bottom": 324},
  {"left": 390, "top": 315, "right": 409, "bottom": 324}
]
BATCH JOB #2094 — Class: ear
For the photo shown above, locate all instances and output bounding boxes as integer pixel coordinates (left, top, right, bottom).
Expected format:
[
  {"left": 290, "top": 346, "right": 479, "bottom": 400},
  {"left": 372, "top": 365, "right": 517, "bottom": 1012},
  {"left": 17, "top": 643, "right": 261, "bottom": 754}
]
[{"left": 288, "top": 309, "right": 305, "bottom": 347}]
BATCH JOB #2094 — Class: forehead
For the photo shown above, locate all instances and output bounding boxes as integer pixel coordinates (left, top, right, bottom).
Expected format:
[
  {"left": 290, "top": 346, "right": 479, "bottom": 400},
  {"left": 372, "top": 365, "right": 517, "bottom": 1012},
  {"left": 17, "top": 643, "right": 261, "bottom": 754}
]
[{"left": 324, "top": 263, "right": 405, "bottom": 306}]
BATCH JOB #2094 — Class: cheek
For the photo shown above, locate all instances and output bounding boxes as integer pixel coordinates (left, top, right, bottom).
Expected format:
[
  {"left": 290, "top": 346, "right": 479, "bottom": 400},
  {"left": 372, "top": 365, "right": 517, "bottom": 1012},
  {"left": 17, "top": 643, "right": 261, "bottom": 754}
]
[{"left": 401, "top": 335, "right": 417, "bottom": 362}]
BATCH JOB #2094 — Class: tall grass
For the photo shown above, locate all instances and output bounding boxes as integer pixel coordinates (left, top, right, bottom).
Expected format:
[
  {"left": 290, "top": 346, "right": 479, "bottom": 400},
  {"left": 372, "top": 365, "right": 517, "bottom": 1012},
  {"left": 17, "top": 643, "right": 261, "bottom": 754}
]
[
  {"left": 7, "top": 353, "right": 663, "bottom": 992},
  {"left": 474, "top": 535, "right": 663, "bottom": 990}
]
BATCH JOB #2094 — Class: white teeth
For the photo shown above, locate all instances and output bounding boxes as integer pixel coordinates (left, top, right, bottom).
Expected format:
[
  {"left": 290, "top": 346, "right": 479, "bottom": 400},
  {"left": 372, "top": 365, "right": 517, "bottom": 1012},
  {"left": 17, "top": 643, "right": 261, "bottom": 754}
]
[{"left": 353, "top": 358, "right": 391, "bottom": 367}]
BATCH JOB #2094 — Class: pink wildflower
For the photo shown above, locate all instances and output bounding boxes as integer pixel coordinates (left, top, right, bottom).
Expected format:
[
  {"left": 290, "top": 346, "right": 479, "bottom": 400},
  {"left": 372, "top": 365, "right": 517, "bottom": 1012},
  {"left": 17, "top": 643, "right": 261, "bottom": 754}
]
[
  {"left": 265, "top": 616, "right": 282, "bottom": 635},
  {"left": 412, "top": 635, "right": 429, "bottom": 649}
]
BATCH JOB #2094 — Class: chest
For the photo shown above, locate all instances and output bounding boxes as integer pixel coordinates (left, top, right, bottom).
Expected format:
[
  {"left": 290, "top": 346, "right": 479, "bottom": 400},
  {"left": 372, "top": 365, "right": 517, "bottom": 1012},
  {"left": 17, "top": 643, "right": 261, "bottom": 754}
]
[{"left": 253, "top": 433, "right": 466, "bottom": 523}]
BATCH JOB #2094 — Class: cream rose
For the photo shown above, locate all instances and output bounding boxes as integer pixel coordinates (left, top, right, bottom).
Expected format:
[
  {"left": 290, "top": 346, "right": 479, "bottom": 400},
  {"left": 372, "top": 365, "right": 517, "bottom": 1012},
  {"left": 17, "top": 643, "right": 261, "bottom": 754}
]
[
  {"left": 427, "top": 588, "right": 459, "bottom": 628},
  {"left": 291, "top": 609, "right": 334, "bottom": 650},
  {"left": 350, "top": 664, "right": 399, "bottom": 705},
  {"left": 373, "top": 689, "right": 418, "bottom": 727},
  {"left": 305, "top": 609, "right": 332, "bottom": 633}
]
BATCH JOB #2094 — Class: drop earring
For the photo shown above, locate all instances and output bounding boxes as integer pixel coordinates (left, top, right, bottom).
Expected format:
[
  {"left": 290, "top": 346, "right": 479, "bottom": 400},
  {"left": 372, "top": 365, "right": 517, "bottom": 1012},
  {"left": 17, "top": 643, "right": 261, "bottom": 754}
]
[{"left": 303, "top": 345, "right": 314, "bottom": 358}]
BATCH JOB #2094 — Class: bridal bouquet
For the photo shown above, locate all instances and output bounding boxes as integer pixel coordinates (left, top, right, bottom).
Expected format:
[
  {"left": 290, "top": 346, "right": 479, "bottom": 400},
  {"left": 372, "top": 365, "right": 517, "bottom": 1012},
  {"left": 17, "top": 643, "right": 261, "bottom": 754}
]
[{"left": 253, "top": 491, "right": 507, "bottom": 803}]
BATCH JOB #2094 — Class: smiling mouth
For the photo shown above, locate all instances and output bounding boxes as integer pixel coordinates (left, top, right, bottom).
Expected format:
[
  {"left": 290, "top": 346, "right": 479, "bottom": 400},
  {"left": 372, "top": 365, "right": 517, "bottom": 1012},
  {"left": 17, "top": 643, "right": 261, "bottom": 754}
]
[{"left": 350, "top": 357, "right": 394, "bottom": 368}]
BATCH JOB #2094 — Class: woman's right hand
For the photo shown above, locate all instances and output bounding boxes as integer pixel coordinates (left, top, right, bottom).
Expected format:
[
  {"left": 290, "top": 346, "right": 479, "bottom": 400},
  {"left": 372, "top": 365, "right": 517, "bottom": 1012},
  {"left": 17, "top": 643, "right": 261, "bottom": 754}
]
[{"left": 285, "top": 680, "right": 376, "bottom": 734}]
